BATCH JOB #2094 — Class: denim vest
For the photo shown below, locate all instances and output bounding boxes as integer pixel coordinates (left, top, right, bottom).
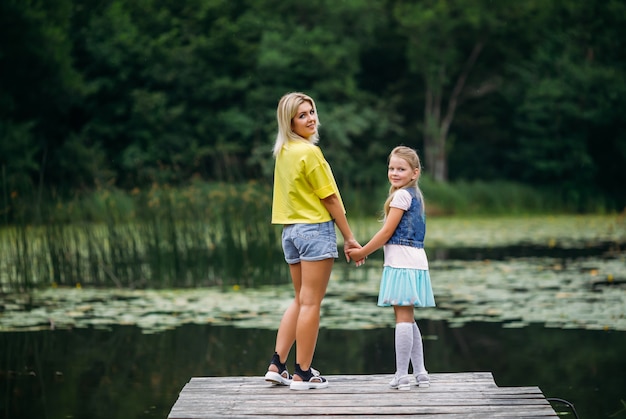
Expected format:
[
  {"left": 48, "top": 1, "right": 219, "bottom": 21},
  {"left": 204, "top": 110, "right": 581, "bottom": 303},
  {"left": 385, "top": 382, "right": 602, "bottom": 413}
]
[{"left": 386, "top": 188, "right": 425, "bottom": 248}]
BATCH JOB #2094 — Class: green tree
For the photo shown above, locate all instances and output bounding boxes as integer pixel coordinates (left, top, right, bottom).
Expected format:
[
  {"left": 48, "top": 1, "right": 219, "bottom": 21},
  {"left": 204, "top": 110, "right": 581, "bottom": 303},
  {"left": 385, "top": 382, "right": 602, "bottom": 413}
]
[
  {"left": 1, "top": 0, "right": 625, "bottom": 214},
  {"left": 0, "top": 121, "right": 38, "bottom": 222},
  {"left": 249, "top": 0, "right": 404, "bottom": 193},
  {"left": 0, "top": 0, "right": 87, "bottom": 197},
  {"left": 506, "top": 0, "right": 626, "bottom": 208},
  {"left": 393, "top": 0, "right": 519, "bottom": 182}
]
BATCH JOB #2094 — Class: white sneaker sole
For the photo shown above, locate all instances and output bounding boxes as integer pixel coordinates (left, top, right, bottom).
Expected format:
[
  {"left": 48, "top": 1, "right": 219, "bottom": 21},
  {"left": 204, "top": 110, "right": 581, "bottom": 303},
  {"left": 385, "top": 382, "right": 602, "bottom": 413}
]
[
  {"left": 289, "top": 380, "right": 329, "bottom": 390},
  {"left": 415, "top": 374, "right": 430, "bottom": 387},
  {"left": 264, "top": 371, "right": 291, "bottom": 386},
  {"left": 390, "top": 381, "right": 411, "bottom": 390},
  {"left": 389, "top": 374, "right": 411, "bottom": 390}
]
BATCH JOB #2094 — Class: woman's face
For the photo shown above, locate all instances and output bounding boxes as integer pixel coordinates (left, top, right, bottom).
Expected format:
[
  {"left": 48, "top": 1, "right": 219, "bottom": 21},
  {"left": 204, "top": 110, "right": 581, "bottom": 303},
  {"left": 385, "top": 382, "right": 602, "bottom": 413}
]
[
  {"left": 291, "top": 101, "right": 317, "bottom": 139},
  {"left": 388, "top": 155, "right": 418, "bottom": 188}
]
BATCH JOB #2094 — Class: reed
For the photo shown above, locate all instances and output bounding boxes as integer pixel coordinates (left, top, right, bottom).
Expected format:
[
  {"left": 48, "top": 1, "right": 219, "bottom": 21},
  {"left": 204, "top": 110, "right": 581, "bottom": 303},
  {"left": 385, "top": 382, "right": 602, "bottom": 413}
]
[
  {"left": 1, "top": 179, "right": 615, "bottom": 292},
  {"left": 0, "top": 182, "right": 289, "bottom": 291},
  {"left": 418, "top": 176, "right": 600, "bottom": 215}
]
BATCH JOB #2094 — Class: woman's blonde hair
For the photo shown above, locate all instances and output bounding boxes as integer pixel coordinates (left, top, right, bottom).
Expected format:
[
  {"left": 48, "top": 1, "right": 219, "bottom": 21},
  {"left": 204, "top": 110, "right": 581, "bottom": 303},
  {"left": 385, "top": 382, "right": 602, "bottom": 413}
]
[
  {"left": 273, "top": 92, "right": 320, "bottom": 157},
  {"left": 383, "top": 146, "right": 425, "bottom": 215}
]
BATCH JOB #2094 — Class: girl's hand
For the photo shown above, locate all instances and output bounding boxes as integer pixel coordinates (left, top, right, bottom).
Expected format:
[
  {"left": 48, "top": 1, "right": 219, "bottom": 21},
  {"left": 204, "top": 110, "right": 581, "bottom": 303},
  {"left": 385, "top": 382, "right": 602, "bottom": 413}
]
[
  {"left": 344, "top": 238, "right": 365, "bottom": 266},
  {"left": 347, "top": 248, "right": 367, "bottom": 266}
]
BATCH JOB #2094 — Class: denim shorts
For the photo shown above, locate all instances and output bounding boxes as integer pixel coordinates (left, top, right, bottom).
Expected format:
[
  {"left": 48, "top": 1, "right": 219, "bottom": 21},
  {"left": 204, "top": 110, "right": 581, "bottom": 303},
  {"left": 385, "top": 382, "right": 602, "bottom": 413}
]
[{"left": 281, "top": 220, "right": 338, "bottom": 264}]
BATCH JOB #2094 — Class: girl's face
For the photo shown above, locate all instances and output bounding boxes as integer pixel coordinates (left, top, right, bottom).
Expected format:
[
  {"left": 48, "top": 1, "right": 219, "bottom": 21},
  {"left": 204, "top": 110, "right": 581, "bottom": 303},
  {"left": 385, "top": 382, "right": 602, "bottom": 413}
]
[
  {"left": 388, "top": 155, "right": 419, "bottom": 188},
  {"left": 291, "top": 101, "right": 317, "bottom": 139}
]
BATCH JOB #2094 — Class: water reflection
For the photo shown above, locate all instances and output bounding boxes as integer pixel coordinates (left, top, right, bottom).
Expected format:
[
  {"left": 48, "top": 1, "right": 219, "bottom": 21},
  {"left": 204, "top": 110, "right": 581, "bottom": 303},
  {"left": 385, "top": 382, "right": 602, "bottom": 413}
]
[{"left": 1, "top": 321, "right": 624, "bottom": 419}]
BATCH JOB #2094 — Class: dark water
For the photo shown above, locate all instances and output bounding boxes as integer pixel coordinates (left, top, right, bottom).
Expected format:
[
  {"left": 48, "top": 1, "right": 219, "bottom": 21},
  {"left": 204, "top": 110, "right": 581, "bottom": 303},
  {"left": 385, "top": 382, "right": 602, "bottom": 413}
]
[
  {"left": 2, "top": 320, "right": 625, "bottom": 419},
  {"left": 428, "top": 241, "right": 623, "bottom": 261}
]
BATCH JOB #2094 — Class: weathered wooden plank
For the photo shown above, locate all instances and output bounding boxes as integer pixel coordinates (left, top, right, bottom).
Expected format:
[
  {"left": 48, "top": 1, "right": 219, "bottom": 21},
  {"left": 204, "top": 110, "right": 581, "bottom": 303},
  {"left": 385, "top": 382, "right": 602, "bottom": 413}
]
[
  {"left": 170, "top": 406, "right": 558, "bottom": 418},
  {"left": 170, "top": 391, "right": 548, "bottom": 403},
  {"left": 174, "top": 395, "right": 550, "bottom": 404},
  {"left": 170, "top": 407, "right": 559, "bottom": 418},
  {"left": 167, "top": 373, "right": 559, "bottom": 418},
  {"left": 173, "top": 399, "right": 553, "bottom": 407},
  {"left": 184, "top": 372, "right": 497, "bottom": 387},
  {"left": 171, "top": 416, "right": 555, "bottom": 419}
]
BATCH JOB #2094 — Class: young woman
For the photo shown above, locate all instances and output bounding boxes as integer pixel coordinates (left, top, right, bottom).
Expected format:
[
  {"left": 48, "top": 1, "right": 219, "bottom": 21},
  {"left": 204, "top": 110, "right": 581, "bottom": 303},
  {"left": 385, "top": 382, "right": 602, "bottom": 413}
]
[
  {"left": 264, "top": 92, "right": 362, "bottom": 390},
  {"left": 348, "top": 146, "right": 435, "bottom": 390}
]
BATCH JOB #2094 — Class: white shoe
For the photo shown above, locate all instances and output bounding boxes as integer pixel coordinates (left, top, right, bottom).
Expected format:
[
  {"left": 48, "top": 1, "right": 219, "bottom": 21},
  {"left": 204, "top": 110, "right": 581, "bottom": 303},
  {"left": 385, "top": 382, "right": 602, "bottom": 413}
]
[
  {"left": 389, "top": 374, "right": 411, "bottom": 390},
  {"left": 289, "top": 374, "right": 328, "bottom": 390},
  {"left": 415, "top": 373, "right": 430, "bottom": 388}
]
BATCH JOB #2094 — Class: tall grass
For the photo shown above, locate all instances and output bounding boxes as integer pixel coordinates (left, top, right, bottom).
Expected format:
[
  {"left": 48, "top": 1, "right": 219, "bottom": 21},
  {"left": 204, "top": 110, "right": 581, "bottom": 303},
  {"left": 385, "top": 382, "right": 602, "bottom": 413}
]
[
  {"left": 0, "top": 181, "right": 288, "bottom": 292},
  {"left": 418, "top": 176, "right": 615, "bottom": 215},
  {"left": 1, "top": 178, "right": 619, "bottom": 292},
  {"left": 343, "top": 176, "right": 613, "bottom": 218}
]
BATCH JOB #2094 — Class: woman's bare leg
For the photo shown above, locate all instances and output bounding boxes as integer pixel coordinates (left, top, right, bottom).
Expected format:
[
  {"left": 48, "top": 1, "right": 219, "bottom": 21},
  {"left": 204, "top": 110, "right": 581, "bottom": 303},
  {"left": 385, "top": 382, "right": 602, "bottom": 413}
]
[
  {"left": 268, "top": 263, "right": 302, "bottom": 372},
  {"left": 293, "top": 258, "right": 333, "bottom": 377}
]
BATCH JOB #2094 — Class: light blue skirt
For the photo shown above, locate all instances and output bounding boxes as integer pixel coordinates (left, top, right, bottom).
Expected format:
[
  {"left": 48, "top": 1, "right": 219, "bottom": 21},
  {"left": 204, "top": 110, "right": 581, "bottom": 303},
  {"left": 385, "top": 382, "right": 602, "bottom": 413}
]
[{"left": 377, "top": 266, "right": 436, "bottom": 307}]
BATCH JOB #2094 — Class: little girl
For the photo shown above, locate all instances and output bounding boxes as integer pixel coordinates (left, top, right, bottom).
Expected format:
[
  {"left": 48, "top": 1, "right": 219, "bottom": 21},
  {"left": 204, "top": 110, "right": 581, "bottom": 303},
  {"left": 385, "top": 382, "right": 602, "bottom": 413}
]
[{"left": 348, "top": 145, "right": 435, "bottom": 390}]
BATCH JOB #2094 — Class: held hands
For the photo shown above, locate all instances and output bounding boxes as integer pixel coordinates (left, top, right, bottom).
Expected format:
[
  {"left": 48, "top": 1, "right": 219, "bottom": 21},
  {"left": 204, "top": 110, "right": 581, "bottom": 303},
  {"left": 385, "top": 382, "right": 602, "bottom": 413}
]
[
  {"left": 346, "top": 247, "right": 367, "bottom": 266},
  {"left": 344, "top": 238, "right": 366, "bottom": 267}
]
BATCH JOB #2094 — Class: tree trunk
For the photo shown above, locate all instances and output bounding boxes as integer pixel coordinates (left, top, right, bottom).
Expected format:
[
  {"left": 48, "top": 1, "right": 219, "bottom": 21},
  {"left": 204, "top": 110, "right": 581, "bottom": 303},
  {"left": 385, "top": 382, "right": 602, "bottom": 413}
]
[{"left": 422, "top": 42, "right": 484, "bottom": 182}]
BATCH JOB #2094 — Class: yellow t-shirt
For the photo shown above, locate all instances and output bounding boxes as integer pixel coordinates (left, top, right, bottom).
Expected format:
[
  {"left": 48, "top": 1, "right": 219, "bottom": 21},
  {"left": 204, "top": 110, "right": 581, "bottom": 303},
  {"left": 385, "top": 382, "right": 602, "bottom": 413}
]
[{"left": 271, "top": 140, "right": 345, "bottom": 224}]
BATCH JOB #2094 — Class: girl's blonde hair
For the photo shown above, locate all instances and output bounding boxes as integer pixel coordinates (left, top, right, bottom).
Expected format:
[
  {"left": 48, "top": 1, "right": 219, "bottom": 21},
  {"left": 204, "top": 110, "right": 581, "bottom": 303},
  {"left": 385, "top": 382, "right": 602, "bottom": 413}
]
[
  {"left": 273, "top": 92, "right": 320, "bottom": 157},
  {"left": 383, "top": 146, "right": 425, "bottom": 215}
]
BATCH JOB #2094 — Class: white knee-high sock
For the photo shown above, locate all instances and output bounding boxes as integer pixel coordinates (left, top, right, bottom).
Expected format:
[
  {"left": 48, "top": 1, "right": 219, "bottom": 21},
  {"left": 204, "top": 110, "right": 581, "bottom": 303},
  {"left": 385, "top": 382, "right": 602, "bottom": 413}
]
[
  {"left": 395, "top": 322, "right": 413, "bottom": 376},
  {"left": 410, "top": 322, "right": 427, "bottom": 374}
]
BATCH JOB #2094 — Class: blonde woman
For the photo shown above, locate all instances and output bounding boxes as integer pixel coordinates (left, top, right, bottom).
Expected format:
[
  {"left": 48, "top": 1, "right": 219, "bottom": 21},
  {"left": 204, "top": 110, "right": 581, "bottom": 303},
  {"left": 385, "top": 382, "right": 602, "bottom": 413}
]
[{"left": 264, "top": 92, "right": 362, "bottom": 390}]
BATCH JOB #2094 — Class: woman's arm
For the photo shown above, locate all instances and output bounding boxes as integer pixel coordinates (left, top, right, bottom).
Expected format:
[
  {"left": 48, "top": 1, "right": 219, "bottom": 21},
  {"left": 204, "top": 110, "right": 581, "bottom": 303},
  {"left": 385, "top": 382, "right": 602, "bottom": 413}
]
[
  {"left": 347, "top": 207, "right": 404, "bottom": 262},
  {"left": 321, "top": 193, "right": 362, "bottom": 263}
]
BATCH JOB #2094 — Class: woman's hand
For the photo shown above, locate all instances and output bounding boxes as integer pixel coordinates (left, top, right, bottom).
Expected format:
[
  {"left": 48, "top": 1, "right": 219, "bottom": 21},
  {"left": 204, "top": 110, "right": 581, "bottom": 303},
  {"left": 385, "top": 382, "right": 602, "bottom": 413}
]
[
  {"left": 347, "top": 247, "right": 367, "bottom": 266},
  {"left": 344, "top": 238, "right": 365, "bottom": 266},
  {"left": 348, "top": 249, "right": 366, "bottom": 266}
]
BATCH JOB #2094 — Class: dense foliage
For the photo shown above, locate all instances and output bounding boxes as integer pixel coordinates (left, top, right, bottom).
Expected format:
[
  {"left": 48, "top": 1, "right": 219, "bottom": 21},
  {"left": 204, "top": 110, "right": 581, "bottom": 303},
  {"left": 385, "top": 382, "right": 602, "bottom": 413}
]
[{"left": 1, "top": 0, "right": 625, "bottom": 219}]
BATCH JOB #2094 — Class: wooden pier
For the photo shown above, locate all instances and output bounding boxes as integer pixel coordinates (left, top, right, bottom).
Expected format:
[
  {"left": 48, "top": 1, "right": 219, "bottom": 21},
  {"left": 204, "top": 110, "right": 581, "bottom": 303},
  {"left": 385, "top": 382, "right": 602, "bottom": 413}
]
[{"left": 167, "top": 372, "right": 558, "bottom": 418}]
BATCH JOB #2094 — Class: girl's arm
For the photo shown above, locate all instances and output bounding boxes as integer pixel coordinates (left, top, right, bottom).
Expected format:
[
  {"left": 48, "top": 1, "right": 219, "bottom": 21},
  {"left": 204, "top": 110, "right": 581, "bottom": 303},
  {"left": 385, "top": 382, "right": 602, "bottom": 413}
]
[
  {"left": 321, "top": 193, "right": 362, "bottom": 263},
  {"left": 347, "top": 207, "right": 404, "bottom": 262}
]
